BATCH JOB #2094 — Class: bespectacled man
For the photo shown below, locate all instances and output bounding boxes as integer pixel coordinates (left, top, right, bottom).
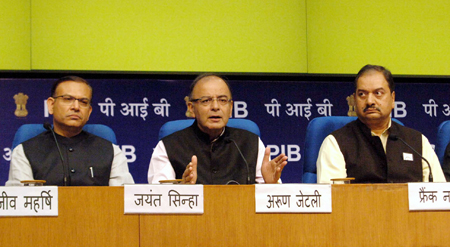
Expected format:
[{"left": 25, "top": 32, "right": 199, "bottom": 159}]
[
  {"left": 6, "top": 76, "right": 134, "bottom": 186},
  {"left": 148, "top": 73, "right": 288, "bottom": 184}
]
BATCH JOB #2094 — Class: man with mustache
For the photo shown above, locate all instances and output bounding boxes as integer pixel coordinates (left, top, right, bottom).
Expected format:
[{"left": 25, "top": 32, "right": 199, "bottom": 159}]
[
  {"left": 6, "top": 76, "right": 134, "bottom": 186},
  {"left": 316, "top": 65, "right": 445, "bottom": 183},
  {"left": 148, "top": 73, "right": 288, "bottom": 184}
]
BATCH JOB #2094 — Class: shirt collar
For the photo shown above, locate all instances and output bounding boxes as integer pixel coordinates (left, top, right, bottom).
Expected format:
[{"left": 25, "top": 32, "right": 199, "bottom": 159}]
[
  {"left": 370, "top": 119, "right": 392, "bottom": 137},
  {"left": 371, "top": 119, "right": 392, "bottom": 152},
  {"left": 211, "top": 127, "right": 226, "bottom": 143},
  {"left": 192, "top": 120, "right": 226, "bottom": 144}
]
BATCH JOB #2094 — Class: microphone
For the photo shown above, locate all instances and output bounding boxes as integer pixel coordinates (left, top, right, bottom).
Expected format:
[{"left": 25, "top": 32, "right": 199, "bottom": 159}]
[
  {"left": 224, "top": 137, "right": 250, "bottom": 184},
  {"left": 389, "top": 134, "right": 433, "bottom": 182},
  {"left": 44, "top": 122, "right": 70, "bottom": 186}
]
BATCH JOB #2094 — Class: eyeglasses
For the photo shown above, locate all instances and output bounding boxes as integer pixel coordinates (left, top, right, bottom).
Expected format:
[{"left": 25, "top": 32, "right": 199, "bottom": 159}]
[
  {"left": 53, "top": 95, "right": 91, "bottom": 108},
  {"left": 190, "top": 96, "right": 232, "bottom": 106}
]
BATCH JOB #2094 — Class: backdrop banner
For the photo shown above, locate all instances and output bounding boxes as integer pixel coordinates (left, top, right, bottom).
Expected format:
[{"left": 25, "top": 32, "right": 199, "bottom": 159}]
[{"left": 1, "top": 78, "right": 449, "bottom": 184}]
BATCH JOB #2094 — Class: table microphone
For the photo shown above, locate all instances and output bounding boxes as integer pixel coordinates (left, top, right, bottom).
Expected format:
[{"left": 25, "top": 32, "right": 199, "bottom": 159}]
[
  {"left": 224, "top": 137, "right": 250, "bottom": 184},
  {"left": 389, "top": 134, "right": 433, "bottom": 182},
  {"left": 44, "top": 122, "right": 70, "bottom": 186}
]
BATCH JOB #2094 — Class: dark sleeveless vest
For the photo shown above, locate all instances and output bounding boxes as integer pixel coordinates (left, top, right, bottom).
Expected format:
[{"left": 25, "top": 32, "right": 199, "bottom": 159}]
[
  {"left": 22, "top": 130, "right": 114, "bottom": 186},
  {"left": 162, "top": 121, "right": 259, "bottom": 184},
  {"left": 332, "top": 119, "right": 423, "bottom": 183}
]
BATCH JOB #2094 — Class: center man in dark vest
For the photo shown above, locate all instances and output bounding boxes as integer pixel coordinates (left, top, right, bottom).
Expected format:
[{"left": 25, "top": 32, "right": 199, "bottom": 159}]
[
  {"left": 317, "top": 65, "right": 445, "bottom": 183},
  {"left": 148, "top": 73, "right": 288, "bottom": 184}
]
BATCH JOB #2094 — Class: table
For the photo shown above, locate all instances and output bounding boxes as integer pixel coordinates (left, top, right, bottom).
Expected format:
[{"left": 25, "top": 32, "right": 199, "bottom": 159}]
[{"left": 1, "top": 184, "right": 449, "bottom": 247}]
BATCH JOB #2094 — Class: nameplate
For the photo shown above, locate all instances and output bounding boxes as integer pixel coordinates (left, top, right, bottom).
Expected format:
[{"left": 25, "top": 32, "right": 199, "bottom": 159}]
[
  {"left": 408, "top": 182, "right": 450, "bottom": 211},
  {"left": 255, "top": 184, "right": 332, "bottom": 213},
  {"left": 0, "top": 186, "right": 58, "bottom": 217},
  {"left": 124, "top": 185, "right": 203, "bottom": 214}
]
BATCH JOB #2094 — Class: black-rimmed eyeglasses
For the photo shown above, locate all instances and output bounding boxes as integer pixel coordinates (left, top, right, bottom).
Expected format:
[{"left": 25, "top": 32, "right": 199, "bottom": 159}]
[
  {"left": 53, "top": 95, "right": 91, "bottom": 108},
  {"left": 190, "top": 96, "right": 232, "bottom": 106}
]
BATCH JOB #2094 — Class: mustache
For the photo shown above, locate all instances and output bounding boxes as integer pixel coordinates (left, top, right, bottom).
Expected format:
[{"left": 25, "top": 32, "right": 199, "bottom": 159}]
[{"left": 363, "top": 105, "right": 381, "bottom": 112}]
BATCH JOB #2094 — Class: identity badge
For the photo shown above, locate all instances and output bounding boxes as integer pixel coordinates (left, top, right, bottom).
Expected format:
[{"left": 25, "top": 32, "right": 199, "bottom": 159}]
[{"left": 403, "top": 152, "right": 413, "bottom": 161}]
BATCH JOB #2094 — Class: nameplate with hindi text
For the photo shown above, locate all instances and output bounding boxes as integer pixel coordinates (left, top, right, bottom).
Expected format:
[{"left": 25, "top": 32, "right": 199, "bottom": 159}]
[
  {"left": 255, "top": 184, "right": 331, "bottom": 213},
  {"left": 408, "top": 182, "right": 450, "bottom": 211},
  {"left": 0, "top": 186, "right": 58, "bottom": 216},
  {"left": 124, "top": 184, "right": 203, "bottom": 214}
]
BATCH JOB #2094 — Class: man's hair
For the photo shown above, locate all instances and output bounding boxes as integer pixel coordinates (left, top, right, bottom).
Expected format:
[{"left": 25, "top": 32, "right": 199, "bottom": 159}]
[
  {"left": 188, "top": 73, "right": 233, "bottom": 100},
  {"left": 51, "top": 76, "right": 93, "bottom": 99},
  {"left": 354, "top": 64, "right": 395, "bottom": 93}
]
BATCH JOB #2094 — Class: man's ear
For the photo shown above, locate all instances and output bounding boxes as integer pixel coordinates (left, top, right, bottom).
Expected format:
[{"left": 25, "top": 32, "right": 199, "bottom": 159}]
[
  {"left": 47, "top": 97, "right": 55, "bottom": 115},
  {"left": 391, "top": 91, "right": 395, "bottom": 109},
  {"left": 86, "top": 105, "right": 93, "bottom": 121},
  {"left": 187, "top": 102, "right": 196, "bottom": 118},
  {"left": 229, "top": 100, "right": 233, "bottom": 117}
]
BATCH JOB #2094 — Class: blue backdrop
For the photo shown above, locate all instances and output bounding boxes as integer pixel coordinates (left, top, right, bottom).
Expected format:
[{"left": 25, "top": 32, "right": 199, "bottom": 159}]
[{"left": 1, "top": 77, "right": 449, "bottom": 184}]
